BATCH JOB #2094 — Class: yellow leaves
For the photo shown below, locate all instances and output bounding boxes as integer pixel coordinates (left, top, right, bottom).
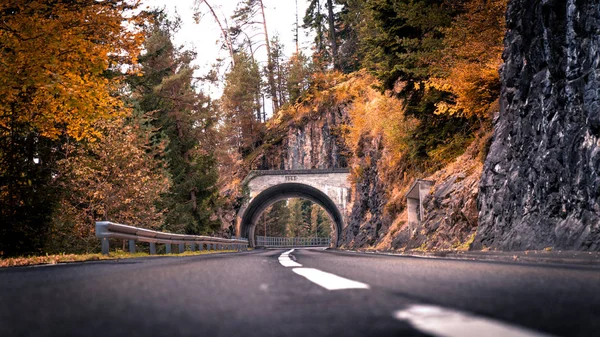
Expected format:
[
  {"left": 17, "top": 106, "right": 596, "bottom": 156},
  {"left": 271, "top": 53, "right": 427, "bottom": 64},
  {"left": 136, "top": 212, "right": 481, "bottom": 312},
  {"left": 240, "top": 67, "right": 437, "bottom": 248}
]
[
  {"left": 0, "top": 0, "right": 144, "bottom": 141},
  {"left": 55, "top": 117, "right": 170, "bottom": 238},
  {"left": 329, "top": 70, "right": 418, "bottom": 163},
  {"left": 427, "top": 0, "right": 508, "bottom": 119},
  {"left": 273, "top": 69, "right": 417, "bottom": 167},
  {"left": 428, "top": 55, "right": 502, "bottom": 118}
]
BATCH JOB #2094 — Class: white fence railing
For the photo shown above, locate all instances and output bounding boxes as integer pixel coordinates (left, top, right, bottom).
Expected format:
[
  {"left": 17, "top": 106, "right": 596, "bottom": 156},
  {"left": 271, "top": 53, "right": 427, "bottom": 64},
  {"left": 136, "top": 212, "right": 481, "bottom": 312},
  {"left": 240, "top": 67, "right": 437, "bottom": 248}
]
[
  {"left": 256, "top": 236, "right": 331, "bottom": 247},
  {"left": 95, "top": 221, "right": 249, "bottom": 255}
]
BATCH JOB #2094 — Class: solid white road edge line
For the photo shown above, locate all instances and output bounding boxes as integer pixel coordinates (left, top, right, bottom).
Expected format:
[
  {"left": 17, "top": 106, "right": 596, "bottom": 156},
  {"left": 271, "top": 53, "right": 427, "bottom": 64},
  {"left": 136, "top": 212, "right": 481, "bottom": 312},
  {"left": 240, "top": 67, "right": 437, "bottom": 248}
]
[
  {"left": 279, "top": 249, "right": 302, "bottom": 267},
  {"left": 393, "top": 305, "right": 556, "bottom": 337},
  {"left": 292, "top": 268, "right": 370, "bottom": 290}
]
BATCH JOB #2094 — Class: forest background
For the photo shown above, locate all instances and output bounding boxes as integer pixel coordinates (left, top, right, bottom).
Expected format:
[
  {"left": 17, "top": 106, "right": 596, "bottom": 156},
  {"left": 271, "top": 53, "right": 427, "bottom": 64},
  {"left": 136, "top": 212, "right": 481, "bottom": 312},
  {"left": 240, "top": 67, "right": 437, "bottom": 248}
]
[{"left": 0, "top": 0, "right": 506, "bottom": 257}]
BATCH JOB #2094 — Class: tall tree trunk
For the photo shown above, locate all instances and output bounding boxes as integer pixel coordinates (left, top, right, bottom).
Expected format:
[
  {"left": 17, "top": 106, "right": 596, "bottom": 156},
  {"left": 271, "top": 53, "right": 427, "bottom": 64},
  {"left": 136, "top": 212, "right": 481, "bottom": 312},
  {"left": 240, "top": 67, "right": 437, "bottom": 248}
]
[
  {"left": 198, "top": 0, "right": 235, "bottom": 67},
  {"left": 258, "top": 0, "right": 279, "bottom": 114},
  {"left": 242, "top": 33, "right": 262, "bottom": 121},
  {"left": 326, "top": 0, "right": 338, "bottom": 69},
  {"left": 295, "top": 0, "right": 299, "bottom": 54}
]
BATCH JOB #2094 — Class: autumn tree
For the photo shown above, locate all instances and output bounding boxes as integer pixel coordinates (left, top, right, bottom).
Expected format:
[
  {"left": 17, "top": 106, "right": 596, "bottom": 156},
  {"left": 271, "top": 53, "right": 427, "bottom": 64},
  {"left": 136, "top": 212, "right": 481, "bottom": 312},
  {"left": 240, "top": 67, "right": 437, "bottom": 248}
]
[
  {"left": 0, "top": 0, "right": 143, "bottom": 256},
  {"left": 303, "top": 0, "right": 340, "bottom": 69},
  {"left": 354, "top": 0, "right": 481, "bottom": 168},
  {"left": 285, "top": 52, "right": 312, "bottom": 104},
  {"left": 48, "top": 117, "right": 169, "bottom": 253},
  {"left": 270, "top": 35, "right": 288, "bottom": 109},
  {"left": 130, "top": 12, "right": 220, "bottom": 235},
  {"left": 427, "top": 0, "right": 507, "bottom": 119},
  {"left": 308, "top": 204, "right": 330, "bottom": 237},
  {"left": 231, "top": 0, "right": 279, "bottom": 113},
  {"left": 220, "top": 52, "right": 263, "bottom": 156},
  {"left": 334, "top": 0, "right": 363, "bottom": 72},
  {"left": 194, "top": 0, "right": 235, "bottom": 67},
  {"left": 286, "top": 199, "right": 313, "bottom": 237},
  {"left": 303, "top": 0, "right": 327, "bottom": 63},
  {"left": 255, "top": 200, "right": 289, "bottom": 237}
]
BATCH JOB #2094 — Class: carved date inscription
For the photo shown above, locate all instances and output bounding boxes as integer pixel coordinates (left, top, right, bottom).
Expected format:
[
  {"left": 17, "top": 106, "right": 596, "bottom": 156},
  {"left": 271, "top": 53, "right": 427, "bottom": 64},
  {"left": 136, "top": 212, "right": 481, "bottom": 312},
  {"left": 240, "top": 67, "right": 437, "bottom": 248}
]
[{"left": 285, "top": 176, "right": 298, "bottom": 181}]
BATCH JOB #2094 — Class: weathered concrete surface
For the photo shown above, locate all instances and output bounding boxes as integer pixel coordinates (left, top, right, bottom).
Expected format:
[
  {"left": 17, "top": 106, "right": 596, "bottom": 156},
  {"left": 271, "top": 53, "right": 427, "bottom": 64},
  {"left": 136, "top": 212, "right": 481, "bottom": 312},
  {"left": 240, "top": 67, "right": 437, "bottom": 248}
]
[
  {"left": 477, "top": 0, "right": 600, "bottom": 250},
  {"left": 236, "top": 169, "right": 350, "bottom": 246},
  {"left": 406, "top": 179, "right": 435, "bottom": 230}
]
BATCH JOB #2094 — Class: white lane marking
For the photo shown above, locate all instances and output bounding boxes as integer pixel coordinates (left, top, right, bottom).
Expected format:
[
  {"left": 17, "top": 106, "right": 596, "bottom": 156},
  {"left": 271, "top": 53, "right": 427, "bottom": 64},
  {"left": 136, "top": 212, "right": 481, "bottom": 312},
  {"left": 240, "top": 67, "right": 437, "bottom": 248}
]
[
  {"left": 279, "top": 249, "right": 302, "bottom": 267},
  {"left": 393, "top": 305, "right": 555, "bottom": 337},
  {"left": 292, "top": 268, "right": 370, "bottom": 290}
]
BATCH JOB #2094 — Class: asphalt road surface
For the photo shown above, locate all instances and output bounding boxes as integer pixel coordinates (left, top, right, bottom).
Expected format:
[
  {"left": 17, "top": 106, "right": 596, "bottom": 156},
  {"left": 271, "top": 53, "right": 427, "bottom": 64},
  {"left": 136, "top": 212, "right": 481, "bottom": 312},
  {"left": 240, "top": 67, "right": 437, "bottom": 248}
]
[{"left": 1, "top": 248, "right": 599, "bottom": 337}]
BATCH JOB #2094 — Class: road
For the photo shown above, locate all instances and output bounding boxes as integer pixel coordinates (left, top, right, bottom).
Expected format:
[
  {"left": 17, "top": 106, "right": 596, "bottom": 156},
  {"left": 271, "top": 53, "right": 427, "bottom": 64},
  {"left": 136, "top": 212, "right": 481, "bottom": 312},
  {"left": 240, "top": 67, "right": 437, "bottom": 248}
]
[{"left": 1, "top": 248, "right": 599, "bottom": 337}]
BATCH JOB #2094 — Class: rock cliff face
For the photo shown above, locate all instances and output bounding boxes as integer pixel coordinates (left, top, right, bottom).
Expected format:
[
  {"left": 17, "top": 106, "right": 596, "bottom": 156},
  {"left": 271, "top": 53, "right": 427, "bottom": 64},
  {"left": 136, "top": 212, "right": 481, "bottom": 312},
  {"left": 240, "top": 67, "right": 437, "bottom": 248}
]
[
  {"left": 477, "top": 0, "right": 600, "bottom": 250},
  {"left": 253, "top": 107, "right": 349, "bottom": 171},
  {"left": 390, "top": 146, "right": 483, "bottom": 251},
  {"left": 250, "top": 106, "right": 393, "bottom": 248},
  {"left": 341, "top": 134, "right": 392, "bottom": 248}
]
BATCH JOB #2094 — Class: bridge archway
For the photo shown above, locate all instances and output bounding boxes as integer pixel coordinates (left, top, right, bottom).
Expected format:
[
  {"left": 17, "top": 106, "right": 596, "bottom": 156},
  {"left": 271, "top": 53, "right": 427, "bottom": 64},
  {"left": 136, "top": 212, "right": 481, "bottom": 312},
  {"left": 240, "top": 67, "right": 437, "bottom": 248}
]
[
  {"left": 236, "top": 169, "right": 350, "bottom": 247},
  {"left": 240, "top": 183, "right": 343, "bottom": 246}
]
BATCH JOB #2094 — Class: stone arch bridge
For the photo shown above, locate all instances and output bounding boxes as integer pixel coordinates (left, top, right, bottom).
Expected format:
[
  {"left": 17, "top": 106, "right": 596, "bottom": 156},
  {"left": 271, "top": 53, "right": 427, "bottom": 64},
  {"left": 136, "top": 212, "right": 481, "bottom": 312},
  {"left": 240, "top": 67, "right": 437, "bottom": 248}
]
[{"left": 236, "top": 169, "right": 351, "bottom": 247}]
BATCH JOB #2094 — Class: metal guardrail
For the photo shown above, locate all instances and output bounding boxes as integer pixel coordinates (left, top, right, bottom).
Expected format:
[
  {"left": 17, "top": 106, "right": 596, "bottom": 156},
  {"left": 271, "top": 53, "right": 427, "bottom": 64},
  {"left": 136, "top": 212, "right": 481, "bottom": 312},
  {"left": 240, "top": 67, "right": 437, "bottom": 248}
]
[
  {"left": 256, "top": 236, "right": 331, "bottom": 247},
  {"left": 95, "top": 221, "right": 249, "bottom": 255}
]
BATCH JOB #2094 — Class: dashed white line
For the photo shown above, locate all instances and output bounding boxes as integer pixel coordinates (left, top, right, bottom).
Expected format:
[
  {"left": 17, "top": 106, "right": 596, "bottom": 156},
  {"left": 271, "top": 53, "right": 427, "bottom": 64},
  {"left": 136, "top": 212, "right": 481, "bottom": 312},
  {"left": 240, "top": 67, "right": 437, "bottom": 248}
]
[
  {"left": 279, "top": 250, "right": 369, "bottom": 290},
  {"left": 279, "top": 250, "right": 558, "bottom": 336},
  {"left": 278, "top": 249, "right": 302, "bottom": 267},
  {"left": 393, "top": 305, "right": 555, "bottom": 337},
  {"left": 292, "top": 268, "right": 370, "bottom": 290}
]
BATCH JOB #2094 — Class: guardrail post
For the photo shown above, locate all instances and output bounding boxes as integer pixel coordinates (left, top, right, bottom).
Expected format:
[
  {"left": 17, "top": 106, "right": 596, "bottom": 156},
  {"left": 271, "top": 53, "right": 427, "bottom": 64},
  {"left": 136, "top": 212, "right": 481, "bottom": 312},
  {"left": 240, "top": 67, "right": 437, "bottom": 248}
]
[
  {"left": 101, "top": 238, "right": 109, "bottom": 255},
  {"left": 198, "top": 243, "right": 204, "bottom": 251},
  {"left": 150, "top": 242, "right": 156, "bottom": 255},
  {"left": 190, "top": 243, "right": 195, "bottom": 251},
  {"left": 166, "top": 243, "right": 172, "bottom": 254},
  {"left": 129, "top": 240, "right": 136, "bottom": 254},
  {"left": 178, "top": 243, "right": 185, "bottom": 254}
]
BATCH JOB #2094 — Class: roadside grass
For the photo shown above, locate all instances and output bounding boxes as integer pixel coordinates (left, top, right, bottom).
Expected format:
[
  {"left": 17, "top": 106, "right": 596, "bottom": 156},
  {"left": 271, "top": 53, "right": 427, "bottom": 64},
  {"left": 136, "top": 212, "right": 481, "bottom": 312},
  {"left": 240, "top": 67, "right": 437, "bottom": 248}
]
[
  {"left": 0, "top": 249, "right": 242, "bottom": 268},
  {"left": 453, "top": 233, "right": 477, "bottom": 251}
]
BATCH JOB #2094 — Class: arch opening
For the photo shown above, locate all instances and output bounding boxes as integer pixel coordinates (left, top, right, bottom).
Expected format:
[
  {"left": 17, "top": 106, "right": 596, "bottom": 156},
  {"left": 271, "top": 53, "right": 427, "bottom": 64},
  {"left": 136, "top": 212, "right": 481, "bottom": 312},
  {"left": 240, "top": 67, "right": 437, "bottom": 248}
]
[{"left": 239, "top": 183, "right": 344, "bottom": 247}]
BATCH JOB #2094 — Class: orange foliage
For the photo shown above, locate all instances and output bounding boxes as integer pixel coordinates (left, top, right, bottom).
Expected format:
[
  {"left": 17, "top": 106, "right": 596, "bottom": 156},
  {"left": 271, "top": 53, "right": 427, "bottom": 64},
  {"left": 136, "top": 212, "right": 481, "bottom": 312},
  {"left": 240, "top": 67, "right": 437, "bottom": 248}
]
[
  {"left": 273, "top": 70, "right": 417, "bottom": 165},
  {"left": 428, "top": 0, "right": 507, "bottom": 118},
  {"left": 49, "top": 117, "right": 169, "bottom": 253},
  {"left": 0, "top": 0, "right": 144, "bottom": 140}
]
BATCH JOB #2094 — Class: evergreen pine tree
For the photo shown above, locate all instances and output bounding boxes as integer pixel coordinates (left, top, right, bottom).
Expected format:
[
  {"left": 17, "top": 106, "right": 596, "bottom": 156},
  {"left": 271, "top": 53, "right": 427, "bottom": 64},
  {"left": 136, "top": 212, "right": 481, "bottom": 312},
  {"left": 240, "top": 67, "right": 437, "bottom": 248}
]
[{"left": 130, "top": 12, "right": 220, "bottom": 235}]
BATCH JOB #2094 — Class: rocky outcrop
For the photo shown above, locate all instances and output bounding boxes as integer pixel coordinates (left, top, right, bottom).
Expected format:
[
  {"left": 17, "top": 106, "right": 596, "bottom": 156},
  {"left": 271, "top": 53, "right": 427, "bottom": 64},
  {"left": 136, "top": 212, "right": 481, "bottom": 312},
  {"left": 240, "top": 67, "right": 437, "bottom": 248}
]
[
  {"left": 477, "top": 0, "right": 600, "bottom": 250},
  {"left": 253, "top": 106, "right": 350, "bottom": 170},
  {"left": 341, "top": 134, "right": 392, "bottom": 248},
  {"left": 391, "top": 147, "right": 482, "bottom": 251}
]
